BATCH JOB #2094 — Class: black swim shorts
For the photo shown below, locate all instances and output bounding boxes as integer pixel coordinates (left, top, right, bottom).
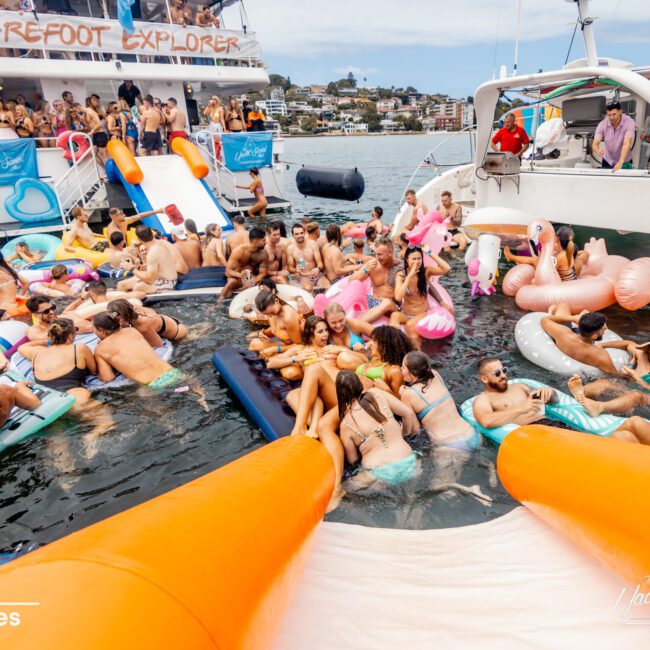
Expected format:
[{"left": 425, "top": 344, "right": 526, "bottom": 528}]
[{"left": 141, "top": 130, "right": 163, "bottom": 151}]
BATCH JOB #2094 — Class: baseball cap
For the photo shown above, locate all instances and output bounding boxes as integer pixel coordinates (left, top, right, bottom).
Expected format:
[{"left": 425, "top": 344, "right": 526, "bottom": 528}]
[{"left": 171, "top": 226, "right": 187, "bottom": 240}]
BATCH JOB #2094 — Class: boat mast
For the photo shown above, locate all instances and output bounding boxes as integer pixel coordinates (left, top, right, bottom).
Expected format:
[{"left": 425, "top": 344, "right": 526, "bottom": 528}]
[
  {"left": 571, "top": 0, "right": 599, "bottom": 66},
  {"left": 512, "top": 0, "right": 522, "bottom": 76}
]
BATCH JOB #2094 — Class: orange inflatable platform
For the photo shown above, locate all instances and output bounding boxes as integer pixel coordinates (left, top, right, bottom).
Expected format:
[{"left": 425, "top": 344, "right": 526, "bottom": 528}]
[
  {"left": 0, "top": 436, "right": 334, "bottom": 649},
  {"left": 497, "top": 425, "right": 650, "bottom": 586}
]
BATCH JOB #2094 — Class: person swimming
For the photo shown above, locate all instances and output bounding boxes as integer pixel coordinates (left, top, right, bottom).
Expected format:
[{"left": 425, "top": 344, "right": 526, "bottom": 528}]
[
  {"left": 336, "top": 370, "right": 420, "bottom": 486},
  {"left": 249, "top": 290, "right": 304, "bottom": 360},
  {"left": 322, "top": 302, "right": 373, "bottom": 359}
]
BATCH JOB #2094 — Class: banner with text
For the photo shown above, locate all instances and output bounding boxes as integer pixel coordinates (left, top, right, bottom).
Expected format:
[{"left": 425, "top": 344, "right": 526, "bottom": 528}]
[
  {"left": 221, "top": 132, "right": 273, "bottom": 171},
  {"left": 0, "top": 11, "right": 261, "bottom": 60},
  {"left": 0, "top": 139, "right": 38, "bottom": 186}
]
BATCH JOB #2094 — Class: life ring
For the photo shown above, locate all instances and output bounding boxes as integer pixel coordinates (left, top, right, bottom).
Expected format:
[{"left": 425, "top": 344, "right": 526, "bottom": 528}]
[
  {"left": 21, "top": 260, "right": 97, "bottom": 285},
  {"left": 0, "top": 234, "right": 61, "bottom": 269},
  {"left": 342, "top": 223, "right": 388, "bottom": 238},
  {"left": 56, "top": 130, "right": 90, "bottom": 162},
  {"left": 0, "top": 320, "right": 29, "bottom": 357},
  {"left": 29, "top": 278, "right": 86, "bottom": 298},
  {"left": 229, "top": 285, "right": 314, "bottom": 320},
  {"left": 514, "top": 312, "right": 628, "bottom": 377}
]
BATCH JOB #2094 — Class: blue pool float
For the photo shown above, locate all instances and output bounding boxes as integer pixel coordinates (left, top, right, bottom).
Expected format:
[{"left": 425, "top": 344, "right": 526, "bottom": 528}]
[
  {"left": 1, "top": 233, "right": 61, "bottom": 268},
  {"left": 4, "top": 178, "right": 61, "bottom": 223},
  {"left": 459, "top": 378, "right": 639, "bottom": 444}
]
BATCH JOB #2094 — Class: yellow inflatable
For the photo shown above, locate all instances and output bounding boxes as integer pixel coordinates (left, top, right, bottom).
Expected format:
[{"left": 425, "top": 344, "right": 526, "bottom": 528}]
[{"left": 55, "top": 228, "right": 137, "bottom": 268}]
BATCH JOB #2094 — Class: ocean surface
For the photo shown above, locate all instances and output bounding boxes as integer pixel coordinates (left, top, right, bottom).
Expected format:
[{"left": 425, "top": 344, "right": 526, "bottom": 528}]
[{"left": 0, "top": 134, "right": 648, "bottom": 555}]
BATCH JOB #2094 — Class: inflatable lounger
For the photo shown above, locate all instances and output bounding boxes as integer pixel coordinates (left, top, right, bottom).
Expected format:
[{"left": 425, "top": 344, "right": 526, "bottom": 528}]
[
  {"left": 459, "top": 378, "right": 638, "bottom": 445},
  {"left": 0, "top": 371, "right": 75, "bottom": 454},
  {"left": 1, "top": 234, "right": 61, "bottom": 269},
  {"left": 144, "top": 266, "right": 226, "bottom": 303},
  {"left": 9, "top": 333, "right": 173, "bottom": 392},
  {"left": 212, "top": 347, "right": 295, "bottom": 442}
]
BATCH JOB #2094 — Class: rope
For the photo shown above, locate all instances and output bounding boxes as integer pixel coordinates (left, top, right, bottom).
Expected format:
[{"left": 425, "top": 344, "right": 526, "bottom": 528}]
[
  {"left": 564, "top": 19, "right": 579, "bottom": 67},
  {"left": 281, "top": 159, "right": 471, "bottom": 170}
]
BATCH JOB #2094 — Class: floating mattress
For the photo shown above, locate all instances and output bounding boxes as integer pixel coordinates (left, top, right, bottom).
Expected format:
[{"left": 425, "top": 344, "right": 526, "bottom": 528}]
[
  {"left": 212, "top": 346, "right": 295, "bottom": 441},
  {"left": 0, "top": 370, "right": 75, "bottom": 454},
  {"left": 143, "top": 266, "right": 226, "bottom": 303},
  {"left": 96, "top": 262, "right": 132, "bottom": 279},
  {"left": 9, "top": 333, "right": 173, "bottom": 392}
]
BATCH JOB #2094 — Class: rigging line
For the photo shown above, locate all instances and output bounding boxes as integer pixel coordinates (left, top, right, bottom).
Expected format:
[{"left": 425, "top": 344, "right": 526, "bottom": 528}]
[
  {"left": 607, "top": 0, "right": 624, "bottom": 24},
  {"left": 564, "top": 18, "right": 579, "bottom": 67}
]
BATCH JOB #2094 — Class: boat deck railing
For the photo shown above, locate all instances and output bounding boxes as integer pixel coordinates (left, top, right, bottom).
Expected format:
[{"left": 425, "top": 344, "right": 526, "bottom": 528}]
[{"left": 194, "top": 130, "right": 239, "bottom": 210}]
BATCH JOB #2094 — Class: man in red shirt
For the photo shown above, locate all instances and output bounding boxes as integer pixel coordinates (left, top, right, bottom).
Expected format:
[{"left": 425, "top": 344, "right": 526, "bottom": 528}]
[{"left": 491, "top": 113, "right": 530, "bottom": 157}]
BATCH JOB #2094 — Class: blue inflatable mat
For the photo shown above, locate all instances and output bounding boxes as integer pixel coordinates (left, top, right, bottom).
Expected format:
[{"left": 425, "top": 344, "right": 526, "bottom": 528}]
[
  {"left": 176, "top": 265, "right": 226, "bottom": 290},
  {"left": 212, "top": 346, "right": 295, "bottom": 442}
]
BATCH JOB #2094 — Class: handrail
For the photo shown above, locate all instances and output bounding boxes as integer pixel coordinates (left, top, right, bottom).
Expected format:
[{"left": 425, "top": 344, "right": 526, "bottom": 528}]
[
  {"left": 398, "top": 125, "right": 477, "bottom": 208},
  {"left": 195, "top": 129, "right": 240, "bottom": 210}
]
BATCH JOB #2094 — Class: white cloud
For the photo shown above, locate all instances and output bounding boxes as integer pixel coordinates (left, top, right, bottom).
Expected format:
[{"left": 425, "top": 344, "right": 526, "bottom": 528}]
[
  {"left": 333, "top": 66, "right": 379, "bottom": 77},
  {"left": 242, "top": 0, "right": 650, "bottom": 57}
]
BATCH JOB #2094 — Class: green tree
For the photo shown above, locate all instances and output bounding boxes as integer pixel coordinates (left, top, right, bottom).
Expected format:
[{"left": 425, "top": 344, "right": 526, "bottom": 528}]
[
  {"left": 362, "top": 108, "right": 382, "bottom": 132},
  {"left": 301, "top": 115, "right": 317, "bottom": 132},
  {"left": 268, "top": 74, "right": 291, "bottom": 91},
  {"left": 326, "top": 82, "right": 339, "bottom": 96}
]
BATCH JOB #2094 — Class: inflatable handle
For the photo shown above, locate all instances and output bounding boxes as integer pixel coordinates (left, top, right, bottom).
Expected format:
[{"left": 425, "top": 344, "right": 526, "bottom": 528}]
[
  {"left": 497, "top": 425, "right": 650, "bottom": 586},
  {"left": 107, "top": 139, "right": 143, "bottom": 185},
  {"left": 0, "top": 436, "right": 334, "bottom": 649},
  {"left": 171, "top": 137, "right": 209, "bottom": 179}
]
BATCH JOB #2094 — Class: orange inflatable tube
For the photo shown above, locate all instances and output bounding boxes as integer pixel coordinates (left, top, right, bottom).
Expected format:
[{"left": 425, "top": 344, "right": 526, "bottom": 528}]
[
  {"left": 172, "top": 137, "right": 209, "bottom": 179},
  {"left": 0, "top": 436, "right": 334, "bottom": 649},
  {"left": 107, "top": 139, "right": 143, "bottom": 185},
  {"left": 497, "top": 425, "right": 650, "bottom": 586}
]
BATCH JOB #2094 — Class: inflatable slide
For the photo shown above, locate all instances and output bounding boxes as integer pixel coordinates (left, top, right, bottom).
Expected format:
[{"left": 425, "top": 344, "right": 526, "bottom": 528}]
[{"left": 106, "top": 139, "right": 232, "bottom": 235}]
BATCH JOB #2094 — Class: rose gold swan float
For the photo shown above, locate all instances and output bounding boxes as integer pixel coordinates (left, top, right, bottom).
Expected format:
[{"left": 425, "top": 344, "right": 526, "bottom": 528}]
[{"left": 503, "top": 219, "right": 631, "bottom": 313}]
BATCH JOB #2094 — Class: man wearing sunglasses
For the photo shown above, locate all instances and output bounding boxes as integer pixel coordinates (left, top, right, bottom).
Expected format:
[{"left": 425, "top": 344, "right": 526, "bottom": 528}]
[
  {"left": 25, "top": 295, "right": 92, "bottom": 343},
  {"left": 473, "top": 357, "right": 557, "bottom": 429}
]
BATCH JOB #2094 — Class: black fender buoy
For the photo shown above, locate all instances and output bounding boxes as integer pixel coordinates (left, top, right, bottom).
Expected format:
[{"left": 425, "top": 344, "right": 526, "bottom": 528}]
[{"left": 295, "top": 166, "right": 365, "bottom": 201}]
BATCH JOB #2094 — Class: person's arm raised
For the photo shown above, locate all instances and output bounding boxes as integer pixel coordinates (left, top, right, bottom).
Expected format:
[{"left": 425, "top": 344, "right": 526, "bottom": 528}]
[{"left": 349, "top": 256, "right": 377, "bottom": 282}]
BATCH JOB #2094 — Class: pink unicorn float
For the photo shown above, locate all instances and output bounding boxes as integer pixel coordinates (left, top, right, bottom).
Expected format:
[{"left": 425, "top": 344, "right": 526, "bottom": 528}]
[{"left": 502, "top": 219, "right": 632, "bottom": 313}]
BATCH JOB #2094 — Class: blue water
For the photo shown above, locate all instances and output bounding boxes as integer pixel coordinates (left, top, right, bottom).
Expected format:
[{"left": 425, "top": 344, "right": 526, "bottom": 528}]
[{"left": 0, "top": 134, "right": 647, "bottom": 555}]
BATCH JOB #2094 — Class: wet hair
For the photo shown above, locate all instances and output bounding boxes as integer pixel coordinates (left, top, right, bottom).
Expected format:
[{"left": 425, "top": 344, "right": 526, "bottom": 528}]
[
  {"left": 48, "top": 318, "right": 75, "bottom": 345},
  {"left": 26, "top": 294, "right": 52, "bottom": 313},
  {"left": 50, "top": 264, "right": 68, "bottom": 280},
  {"left": 336, "top": 370, "right": 387, "bottom": 424},
  {"left": 233, "top": 215, "right": 246, "bottom": 227},
  {"left": 302, "top": 315, "right": 327, "bottom": 345},
  {"left": 86, "top": 279, "right": 107, "bottom": 296},
  {"left": 107, "top": 299, "right": 138, "bottom": 325},
  {"left": 250, "top": 167, "right": 260, "bottom": 176},
  {"left": 292, "top": 222, "right": 305, "bottom": 234},
  {"left": 135, "top": 225, "right": 154, "bottom": 242},
  {"left": 0, "top": 252, "right": 20, "bottom": 283},
  {"left": 249, "top": 227, "right": 266, "bottom": 242},
  {"left": 258, "top": 277, "right": 277, "bottom": 292},
  {"left": 184, "top": 219, "right": 198, "bottom": 236},
  {"left": 92, "top": 312, "right": 121, "bottom": 334},
  {"left": 323, "top": 302, "right": 346, "bottom": 322},
  {"left": 109, "top": 231, "right": 125, "bottom": 246},
  {"left": 365, "top": 226, "right": 377, "bottom": 240},
  {"left": 326, "top": 224, "right": 342, "bottom": 245},
  {"left": 477, "top": 357, "right": 500, "bottom": 376},
  {"left": 271, "top": 220, "right": 287, "bottom": 237},
  {"left": 306, "top": 222, "right": 319, "bottom": 234},
  {"left": 404, "top": 351, "right": 434, "bottom": 388},
  {"left": 404, "top": 246, "right": 428, "bottom": 296},
  {"left": 373, "top": 206, "right": 383, "bottom": 218},
  {"left": 254, "top": 290, "right": 280, "bottom": 313},
  {"left": 372, "top": 325, "right": 413, "bottom": 366},
  {"left": 578, "top": 312, "right": 607, "bottom": 337},
  {"left": 353, "top": 239, "right": 365, "bottom": 250}
]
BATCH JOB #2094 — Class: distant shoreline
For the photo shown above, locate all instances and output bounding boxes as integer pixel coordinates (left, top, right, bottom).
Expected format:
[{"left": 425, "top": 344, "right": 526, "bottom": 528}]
[{"left": 283, "top": 130, "right": 456, "bottom": 138}]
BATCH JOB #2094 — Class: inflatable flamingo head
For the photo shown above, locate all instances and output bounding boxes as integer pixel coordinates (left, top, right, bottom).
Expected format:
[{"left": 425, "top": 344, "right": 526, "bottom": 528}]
[
  {"left": 405, "top": 210, "right": 445, "bottom": 245},
  {"left": 418, "top": 218, "right": 452, "bottom": 260},
  {"left": 527, "top": 219, "right": 555, "bottom": 251}
]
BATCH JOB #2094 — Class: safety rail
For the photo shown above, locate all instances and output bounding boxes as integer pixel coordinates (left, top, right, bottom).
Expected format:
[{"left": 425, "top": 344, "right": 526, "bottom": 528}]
[
  {"left": 398, "top": 125, "right": 477, "bottom": 209},
  {"left": 194, "top": 130, "right": 240, "bottom": 211},
  {"left": 52, "top": 133, "right": 103, "bottom": 226}
]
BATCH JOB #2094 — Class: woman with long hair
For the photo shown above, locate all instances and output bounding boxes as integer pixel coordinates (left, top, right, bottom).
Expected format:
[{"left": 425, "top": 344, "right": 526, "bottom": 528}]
[
  {"left": 0, "top": 252, "right": 29, "bottom": 319},
  {"left": 0, "top": 99, "right": 17, "bottom": 140},
  {"left": 17, "top": 318, "right": 113, "bottom": 436},
  {"left": 202, "top": 223, "right": 226, "bottom": 266},
  {"left": 249, "top": 290, "right": 304, "bottom": 359},
  {"left": 322, "top": 302, "right": 373, "bottom": 365},
  {"left": 236, "top": 167, "right": 267, "bottom": 219},
  {"left": 33, "top": 100, "right": 54, "bottom": 147},
  {"left": 107, "top": 298, "right": 187, "bottom": 348},
  {"left": 203, "top": 95, "right": 226, "bottom": 133},
  {"left": 117, "top": 99, "right": 138, "bottom": 154},
  {"left": 390, "top": 245, "right": 451, "bottom": 349},
  {"left": 14, "top": 104, "right": 34, "bottom": 138},
  {"left": 184, "top": 219, "right": 201, "bottom": 244},
  {"left": 224, "top": 98, "right": 246, "bottom": 133},
  {"left": 555, "top": 226, "right": 589, "bottom": 280},
  {"left": 105, "top": 102, "right": 122, "bottom": 141},
  {"left": 337, "top": 370, "right": 419, "bottom": 485},
  {"left": 51, "top": 99, "right": 69, "bottom": 136}
]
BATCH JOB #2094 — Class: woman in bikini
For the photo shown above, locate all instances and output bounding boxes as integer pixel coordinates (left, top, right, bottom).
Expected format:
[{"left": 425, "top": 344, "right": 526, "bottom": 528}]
[
  {"left": 322, "top": 302, "right": 373, "bottom": 367},
  {"left": 202, "top": 223, "right": 226, "bottom": 266},
  {"left": 51, "top": 99, "right": 69, "bottom": 137},
  {"left": 203, "top": 96, "right": 226, "bottom": 133},
  {"left": 184, "top": 219, "right": 201, "bottom": 244},
  {"left": 390, "top": 245, "right": 451, "bottom": 350},
  {"left": 249, "top": 291, "right": 304, "bottom": 359},
  {"left": 117, "top": 99, "right": 138, "bottom": 154},
  {"left": 337, "top": 370, "right": 420, "bottom": 486},
  {"left": 224, "top": 98, "right": 246, "bottom": 133},
  {"left": 33, "top": 101, "right": 54, "bottom": 147},
  {"left": 14, "top": 105, "right": 34, "bottom": 139},
  {"left": 0, "top": 100, "right": 17, "bottom": 140},
  {"left": 0, "top": 253, "right": 30, "bottom": 319},
  {"left": 237, "top": 167, "right": 268, "bottom": 219},
  {"left": 105, "top": 102, "right": 122, "bottom": 142},
  {"left": 17, "top": 318, "right": 113, "bottom": 436},
  {"left": 106, "top": 299, "right": 187, "bottom": 348}
]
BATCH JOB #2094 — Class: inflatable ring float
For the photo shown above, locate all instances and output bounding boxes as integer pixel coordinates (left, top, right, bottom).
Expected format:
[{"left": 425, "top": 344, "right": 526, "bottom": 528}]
[
  {"left": 1, "top": 234, "right": 61, "bottom": 269},
  {"left": 229, "top": 285, "right": 314, "bottom": 320},
  {"left": 56, "top": 130, "right": 90, "bottom": 162}
]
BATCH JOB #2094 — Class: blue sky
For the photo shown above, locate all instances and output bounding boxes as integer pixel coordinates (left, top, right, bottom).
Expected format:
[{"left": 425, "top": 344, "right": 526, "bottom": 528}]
[{"left": 242, "top": 0, "right": 650, "bottom": 97}]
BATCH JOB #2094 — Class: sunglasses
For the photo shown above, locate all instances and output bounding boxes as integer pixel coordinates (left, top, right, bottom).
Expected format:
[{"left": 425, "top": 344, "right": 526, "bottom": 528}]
[
  {"left": 37, "top": 305, "right": 56, "bottom": 315},
  {"left": 492, "top": 367, "right": 508, "bottom": 378}
]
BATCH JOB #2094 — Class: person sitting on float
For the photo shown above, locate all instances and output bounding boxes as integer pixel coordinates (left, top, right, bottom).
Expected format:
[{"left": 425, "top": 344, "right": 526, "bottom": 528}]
[
  {"left": 25, "top": 295, "right": 93, "bottom": 342},
  {"left": 63, "top": 207, "right": 109, "bottom": 254},
  {"left": 322, "top": 302, "right": 373, "bottom": 366},
  {"left": 0, "top": 252, "right": 30, "bottom": 320},
  {"left": 5, "top": 241, "right": 43, "bottom": 267},
  {"left": 48, "top": 264, "right": 77, "bottom": 297}
]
